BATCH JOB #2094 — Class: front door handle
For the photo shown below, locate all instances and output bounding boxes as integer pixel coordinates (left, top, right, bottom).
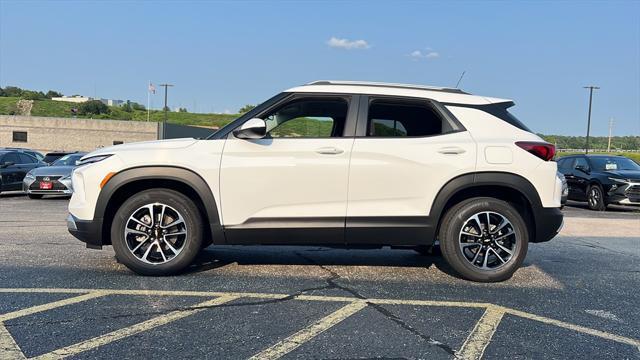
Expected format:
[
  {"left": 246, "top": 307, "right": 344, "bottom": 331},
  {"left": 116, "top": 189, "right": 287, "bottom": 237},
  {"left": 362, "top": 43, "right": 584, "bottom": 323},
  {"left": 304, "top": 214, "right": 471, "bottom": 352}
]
[
  {"left": 315, "top": 147, "right": 344, "bottom": 155},
  {"left": 438, "top": 146, "right": 466, "bottom": 155}
]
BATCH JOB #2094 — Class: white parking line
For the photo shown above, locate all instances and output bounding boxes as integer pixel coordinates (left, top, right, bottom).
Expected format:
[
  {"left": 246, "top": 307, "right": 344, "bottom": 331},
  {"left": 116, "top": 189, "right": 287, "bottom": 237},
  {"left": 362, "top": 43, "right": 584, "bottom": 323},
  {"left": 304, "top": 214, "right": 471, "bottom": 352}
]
[
  {"left": 32, "top": 295, "right": 239, "bottom": 360},
  {"left": 457, "top": 306, "right": 505, "bottom": 360},
  {"left": 0, "top": 292, "right": 106, "bottom": 322},
  {"left": 0, "top": 287, "right": 638, "bottom": 359},
  {"left": 248, "top": 301, "right": 368, "bottom": 360},
  {"left": 0, "top": 323, "right": 26, "bottom": 360}
]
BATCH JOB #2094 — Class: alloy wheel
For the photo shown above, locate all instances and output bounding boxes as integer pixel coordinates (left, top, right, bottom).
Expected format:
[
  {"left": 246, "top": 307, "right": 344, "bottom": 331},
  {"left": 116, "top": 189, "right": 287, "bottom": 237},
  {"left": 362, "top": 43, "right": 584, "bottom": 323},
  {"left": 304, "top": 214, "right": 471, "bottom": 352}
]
[
  {"left": 458, "top": 211, "right": 518, "bottom": 270},
  {"left": 588, "top": 187, "right": 601, "bottom": 208},
  {"left": 124, "top": 203, "right": 188, "bottom": 265}
]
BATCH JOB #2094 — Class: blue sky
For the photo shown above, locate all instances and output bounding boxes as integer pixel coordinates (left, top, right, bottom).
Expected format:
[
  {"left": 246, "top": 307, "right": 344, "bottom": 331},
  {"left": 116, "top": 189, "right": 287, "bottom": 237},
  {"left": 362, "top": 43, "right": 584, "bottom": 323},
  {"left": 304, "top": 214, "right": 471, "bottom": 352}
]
[{"left": 1, "top": 0, "right": 638, "bottom": 136}]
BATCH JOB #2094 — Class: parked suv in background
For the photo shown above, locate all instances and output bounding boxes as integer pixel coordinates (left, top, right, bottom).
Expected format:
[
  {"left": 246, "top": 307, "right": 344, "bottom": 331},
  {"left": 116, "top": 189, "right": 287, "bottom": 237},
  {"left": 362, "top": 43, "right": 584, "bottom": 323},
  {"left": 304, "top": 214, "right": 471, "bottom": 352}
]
[
  {"left": 557, "top": 154, "right": 640, "bottom": 210},
  {"left": 67, "top": 81, "right": 564, "bottom": 282},
  {"left": 0, "top": 150, "right": 46, "bottom": 194}
]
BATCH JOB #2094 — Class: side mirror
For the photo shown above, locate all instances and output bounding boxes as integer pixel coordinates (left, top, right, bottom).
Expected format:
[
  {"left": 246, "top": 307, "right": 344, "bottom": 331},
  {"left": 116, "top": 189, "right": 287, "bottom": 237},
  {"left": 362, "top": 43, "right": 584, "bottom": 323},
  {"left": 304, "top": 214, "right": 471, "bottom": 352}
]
[
  {"left": 1, "top": 161, "right": 14, "bottom": 168},
  {"left": 575, "top": 165, "right": 590, "bottom": 174},
  {"left": 233, "top": 118, "right": 267, "bottom": 140}
]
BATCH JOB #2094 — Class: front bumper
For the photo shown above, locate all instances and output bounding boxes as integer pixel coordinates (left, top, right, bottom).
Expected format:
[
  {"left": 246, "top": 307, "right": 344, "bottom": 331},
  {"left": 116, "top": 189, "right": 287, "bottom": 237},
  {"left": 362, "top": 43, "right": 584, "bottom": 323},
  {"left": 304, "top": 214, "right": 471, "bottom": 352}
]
[
  {"left": 24, "top": 177, "right": 73, "bottom": 195},
  {"left": 67, "top": 214, "right": 103, "bottom": 249},
  {"left": 604, "top": 182, "right": 640, "bottom": 206},
  {"left": 533, "top": 207, "right": 564, "bottom": 243}
]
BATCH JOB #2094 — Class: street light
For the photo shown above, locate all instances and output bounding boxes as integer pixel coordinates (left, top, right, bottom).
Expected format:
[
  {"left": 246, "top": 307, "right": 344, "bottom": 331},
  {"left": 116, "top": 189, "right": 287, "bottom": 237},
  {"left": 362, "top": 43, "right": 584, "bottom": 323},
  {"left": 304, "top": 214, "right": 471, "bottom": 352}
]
[{"left": 583, "top": 85, "right": 599, "bottom": 154}]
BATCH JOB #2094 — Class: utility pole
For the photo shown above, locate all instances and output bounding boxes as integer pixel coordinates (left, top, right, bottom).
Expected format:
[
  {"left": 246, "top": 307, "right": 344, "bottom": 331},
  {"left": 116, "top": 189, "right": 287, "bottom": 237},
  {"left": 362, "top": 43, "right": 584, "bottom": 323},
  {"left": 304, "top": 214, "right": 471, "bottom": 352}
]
[
  {"left": 583, "top": 85, "right": 599, "bottom": 154},
  {"left": 607, "top": 118, "right": 614, "bottom": 152},
  {"left": 159, "top": 83, "right": 174, "bottom": 139}
]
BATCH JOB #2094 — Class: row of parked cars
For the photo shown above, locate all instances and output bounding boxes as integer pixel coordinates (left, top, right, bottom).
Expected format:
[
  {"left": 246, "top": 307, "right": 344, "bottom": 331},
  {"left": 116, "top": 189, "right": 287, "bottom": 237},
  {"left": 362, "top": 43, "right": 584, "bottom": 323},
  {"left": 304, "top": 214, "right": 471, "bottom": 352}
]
[
  {"left": 0, "top": 147, "right": 86, "bottom": 198},
  {"left": 2, "top": 146, "right": 639, "bottom": 210}
]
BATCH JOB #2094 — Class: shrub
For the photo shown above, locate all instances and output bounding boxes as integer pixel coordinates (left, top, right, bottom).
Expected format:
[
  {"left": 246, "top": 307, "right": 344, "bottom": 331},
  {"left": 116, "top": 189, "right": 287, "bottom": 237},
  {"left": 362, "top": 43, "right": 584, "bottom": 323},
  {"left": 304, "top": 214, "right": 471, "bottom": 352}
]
[{"left": 79, "top": 100, "right": 110, "bottom": 115}]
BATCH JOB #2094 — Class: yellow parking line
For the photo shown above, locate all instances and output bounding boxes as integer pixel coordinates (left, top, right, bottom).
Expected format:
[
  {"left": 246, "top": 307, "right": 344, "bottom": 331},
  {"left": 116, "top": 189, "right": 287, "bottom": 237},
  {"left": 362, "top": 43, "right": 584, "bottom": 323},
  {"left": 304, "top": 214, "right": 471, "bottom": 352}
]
[
  {"left": 249, "top": 301, "right": 368, "bottom": 360},
  {"left": 0, "top": 288, "right": 286, "bottom": 300},
  {"left": 457, "top": 305, "right": 505, "bottom": 360},
  {"left": 0, "top": 288, "right": 638, "bottom": 352},
  {"left": 0, "top": 292, "right": 106, "bottom": 322},
  {"left": 0, "top": 323, "right": 26, "bottom": 360},
  {"left": 368, "top": 298, "right": 491, "bottom": 308},
  {"left": 32, "top": 295, "right": 239, "bottom": 360},
  {"left": 505, "top": 307, "right": 640, "bottom": 348}
]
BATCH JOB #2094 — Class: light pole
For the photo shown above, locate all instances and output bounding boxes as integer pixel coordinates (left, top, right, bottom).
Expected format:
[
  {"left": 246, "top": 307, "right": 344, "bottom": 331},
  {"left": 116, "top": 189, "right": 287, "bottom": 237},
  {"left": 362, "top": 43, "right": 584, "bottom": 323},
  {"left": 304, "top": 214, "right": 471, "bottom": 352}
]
[
  {"left": 159, "top": 83, "right": 174, "bottom": 139},
  {"left": 583, "top": 85, "right": 599, "bottom": 154}
]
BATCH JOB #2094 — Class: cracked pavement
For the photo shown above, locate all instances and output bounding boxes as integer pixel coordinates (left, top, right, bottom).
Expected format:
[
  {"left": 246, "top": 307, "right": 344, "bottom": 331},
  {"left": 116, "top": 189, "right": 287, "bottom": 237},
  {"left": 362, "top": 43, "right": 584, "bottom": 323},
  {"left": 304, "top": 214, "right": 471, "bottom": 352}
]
[{"left": 0, "top": 193, "right": 639, "bottom": 359}]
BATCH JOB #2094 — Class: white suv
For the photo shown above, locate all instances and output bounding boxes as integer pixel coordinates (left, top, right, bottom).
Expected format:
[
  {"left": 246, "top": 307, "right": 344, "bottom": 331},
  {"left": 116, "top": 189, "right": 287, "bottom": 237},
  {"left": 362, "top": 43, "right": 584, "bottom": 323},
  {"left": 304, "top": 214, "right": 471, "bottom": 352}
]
[{"left": 68, "top": 81, "right": 564, "bottom": 282}]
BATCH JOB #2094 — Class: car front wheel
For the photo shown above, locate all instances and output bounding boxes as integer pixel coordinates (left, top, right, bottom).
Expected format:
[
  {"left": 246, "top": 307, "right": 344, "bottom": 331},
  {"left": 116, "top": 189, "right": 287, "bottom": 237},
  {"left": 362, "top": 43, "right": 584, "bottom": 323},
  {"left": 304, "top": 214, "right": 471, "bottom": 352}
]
[
  {"left": 439, "top": 197, "right": 528, "bottom": 282},
  {"left": 111, "top": 188, "right": 203, "bottom": 276},
  {"left": 587, "top": 184, "right": 606, "bottom": 211}
]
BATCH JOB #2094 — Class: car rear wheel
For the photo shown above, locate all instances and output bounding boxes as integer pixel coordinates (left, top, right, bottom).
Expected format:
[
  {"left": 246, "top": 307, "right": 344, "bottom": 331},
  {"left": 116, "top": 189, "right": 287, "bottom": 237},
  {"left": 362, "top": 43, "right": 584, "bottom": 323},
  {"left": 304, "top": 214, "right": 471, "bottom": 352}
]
[
  {"left": 439, "top": 197, "right": 528, "bottom": 282},
  {"left": 28, "top": 194, "right": 43, "bottom": 199},
  {"left": 111, "top": 188, "right": 203, "bottom": 276},
  {"left": 587, "top": 184, "right": 606, "bottom": 211}
]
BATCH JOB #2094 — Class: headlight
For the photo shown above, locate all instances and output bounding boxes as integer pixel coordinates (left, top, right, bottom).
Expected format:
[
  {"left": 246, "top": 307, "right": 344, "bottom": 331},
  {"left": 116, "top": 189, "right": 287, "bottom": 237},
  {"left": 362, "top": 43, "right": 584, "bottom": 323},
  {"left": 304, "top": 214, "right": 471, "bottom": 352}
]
[
  {"left": 77, "top": 154, "right": 113, "bottom": 166},
  {"left": 608, "top": 177, "right": 628, "bottom": 184},
  {"left": 25, "top": 171, "right": 35, "bottom": 180}
]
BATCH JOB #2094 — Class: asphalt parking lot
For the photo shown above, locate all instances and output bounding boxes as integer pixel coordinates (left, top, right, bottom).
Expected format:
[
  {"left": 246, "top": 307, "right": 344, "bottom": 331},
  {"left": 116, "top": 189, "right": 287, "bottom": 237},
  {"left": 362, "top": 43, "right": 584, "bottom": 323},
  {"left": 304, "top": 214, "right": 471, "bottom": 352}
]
[{"left": 0, "top": 193, "right": 638, "bottom": 359}]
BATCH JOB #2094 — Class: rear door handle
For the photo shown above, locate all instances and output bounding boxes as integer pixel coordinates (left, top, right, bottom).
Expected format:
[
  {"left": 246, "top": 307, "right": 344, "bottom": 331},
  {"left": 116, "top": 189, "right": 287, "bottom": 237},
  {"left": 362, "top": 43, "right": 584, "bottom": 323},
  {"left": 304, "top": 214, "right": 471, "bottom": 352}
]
[
  {"left": 438, "top": 146, "right": 466, "bottom": 155},
  {"left": 315, "top": 147, "right": 344, "bottom": 155}
]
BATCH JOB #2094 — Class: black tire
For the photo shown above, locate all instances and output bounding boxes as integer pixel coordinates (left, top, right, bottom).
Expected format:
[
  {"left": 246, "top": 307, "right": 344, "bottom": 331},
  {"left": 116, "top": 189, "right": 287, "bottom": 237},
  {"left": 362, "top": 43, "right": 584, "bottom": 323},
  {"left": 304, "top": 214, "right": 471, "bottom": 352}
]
[
  {"left": 439, "top": 197, "right": 529, "bottom": 282},
  {"left": 111, "top": 188, "right": 203, "bottom": 276},
  {"left": 28, "top": 194, "right": 43, "bottom": 199},
  {"left": 587, "top": 184, "right": 606, "bottom": 211}
]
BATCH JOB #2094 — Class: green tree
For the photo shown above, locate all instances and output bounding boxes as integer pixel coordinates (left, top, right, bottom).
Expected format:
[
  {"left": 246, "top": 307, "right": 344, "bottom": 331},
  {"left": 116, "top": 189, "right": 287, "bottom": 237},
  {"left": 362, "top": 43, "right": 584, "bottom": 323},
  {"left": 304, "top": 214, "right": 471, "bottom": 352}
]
[
  {"left": 45, "top": 90, "right": 63, "bottom": 99},
  {"left": 179, "top": 107, "right": 187, "bottom": 112},
  {"left": 20, "top": 90, "right": 46, "bottom": 100},
  {"left": 131, "top": 102, "right": 146, "bottom": 111},
  {"left": 239, "top": 104, "right": 256, "bottom": 113},
  {"left": 79, "top": 100, "right": 109, "bottom": 115},
  {"left": 121, "top": 102, "right": 133, "bottom": 112},
  {"left": 2, "top": 86, "right": 24, "bottom": 97}
]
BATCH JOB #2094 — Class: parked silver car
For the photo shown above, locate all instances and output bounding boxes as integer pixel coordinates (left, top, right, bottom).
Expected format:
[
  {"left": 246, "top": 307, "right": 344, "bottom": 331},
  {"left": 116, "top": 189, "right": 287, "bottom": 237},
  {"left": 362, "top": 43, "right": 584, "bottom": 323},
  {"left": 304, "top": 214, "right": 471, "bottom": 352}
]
[{"left": 23, "top": 153, "right": 86, "bottom": 198}]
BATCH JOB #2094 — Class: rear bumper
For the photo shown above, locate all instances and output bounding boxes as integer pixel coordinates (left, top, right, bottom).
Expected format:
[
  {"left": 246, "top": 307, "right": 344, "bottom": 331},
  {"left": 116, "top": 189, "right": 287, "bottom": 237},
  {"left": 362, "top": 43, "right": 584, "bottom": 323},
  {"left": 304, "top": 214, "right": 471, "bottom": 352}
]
[
  {"left": 67, "top": 214, "right": 103, "bottom": 249},
  {"left": 532, "top": 207, "right": 564, "bottom": 243}
]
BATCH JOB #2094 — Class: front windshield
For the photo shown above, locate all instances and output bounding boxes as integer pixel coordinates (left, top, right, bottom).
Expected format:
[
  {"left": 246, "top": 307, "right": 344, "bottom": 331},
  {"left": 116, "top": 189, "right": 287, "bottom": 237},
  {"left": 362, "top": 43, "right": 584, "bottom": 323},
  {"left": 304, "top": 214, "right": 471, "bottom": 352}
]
[
  {"left": 52, "top": 154, "right": 83, "bottom": 166},
  {"left": 590, "top": 157, "right": 640, "bottom": 171}
]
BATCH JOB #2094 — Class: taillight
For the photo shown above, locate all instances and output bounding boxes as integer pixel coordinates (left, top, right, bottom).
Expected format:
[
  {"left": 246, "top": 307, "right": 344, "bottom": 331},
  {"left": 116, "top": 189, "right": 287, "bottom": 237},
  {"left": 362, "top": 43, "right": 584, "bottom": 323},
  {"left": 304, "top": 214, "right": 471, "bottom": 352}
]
[{"left": 515, "top": 141, "right": 555, "bottom": 161}]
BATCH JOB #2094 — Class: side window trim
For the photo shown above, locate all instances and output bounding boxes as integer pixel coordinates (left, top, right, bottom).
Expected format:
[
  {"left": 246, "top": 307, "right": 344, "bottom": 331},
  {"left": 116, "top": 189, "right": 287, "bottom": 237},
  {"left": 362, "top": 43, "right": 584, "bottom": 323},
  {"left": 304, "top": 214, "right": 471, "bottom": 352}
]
[
  {"left": 354, "top": 95, "right": 466, "bottom": 138},
  {"left": 229, "top": 93, "right": 360, "bottom": 139}
]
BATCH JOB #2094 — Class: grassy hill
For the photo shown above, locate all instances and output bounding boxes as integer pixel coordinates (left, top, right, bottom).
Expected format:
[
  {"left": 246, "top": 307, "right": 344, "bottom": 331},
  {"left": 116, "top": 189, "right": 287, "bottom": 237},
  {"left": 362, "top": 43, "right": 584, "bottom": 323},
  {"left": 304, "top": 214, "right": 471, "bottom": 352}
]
[{"left": 0, "top": 97, "right": 238, "bottom": 128}]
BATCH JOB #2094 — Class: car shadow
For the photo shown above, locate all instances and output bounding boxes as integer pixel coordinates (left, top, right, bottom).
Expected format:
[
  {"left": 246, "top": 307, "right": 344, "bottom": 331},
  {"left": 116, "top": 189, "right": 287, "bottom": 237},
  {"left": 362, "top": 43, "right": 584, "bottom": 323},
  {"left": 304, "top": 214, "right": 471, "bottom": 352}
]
[
  {"left": 565, "top": 200, "right": 639, "bottom": 213},
  {"left": 184, "top": 245, "right": 463, "bottom": 279}
]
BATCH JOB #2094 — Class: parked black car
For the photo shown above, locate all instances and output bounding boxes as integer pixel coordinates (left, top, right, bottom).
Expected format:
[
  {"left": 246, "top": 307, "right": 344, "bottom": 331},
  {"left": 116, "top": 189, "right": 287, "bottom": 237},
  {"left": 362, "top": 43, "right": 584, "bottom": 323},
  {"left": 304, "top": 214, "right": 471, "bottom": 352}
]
[
  {"left": 42, "top": 151, "right": 79, "bottom": 164},
  {"left": 0, "top": 147, "right": 45, "bottom": 162},
  {"left": 0, "top": 150, "right": 47, "bottom": 194},
  {"left": 557, "top": 154, "right": 640, "bottom": 210}
]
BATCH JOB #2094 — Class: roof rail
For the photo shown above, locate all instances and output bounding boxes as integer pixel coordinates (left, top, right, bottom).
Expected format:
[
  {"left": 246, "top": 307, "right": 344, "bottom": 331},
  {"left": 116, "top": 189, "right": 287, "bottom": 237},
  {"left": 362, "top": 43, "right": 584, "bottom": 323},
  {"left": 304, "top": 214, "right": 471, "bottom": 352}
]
[{"left": 305, "top": 80, "right": 469, "bottom": 94}]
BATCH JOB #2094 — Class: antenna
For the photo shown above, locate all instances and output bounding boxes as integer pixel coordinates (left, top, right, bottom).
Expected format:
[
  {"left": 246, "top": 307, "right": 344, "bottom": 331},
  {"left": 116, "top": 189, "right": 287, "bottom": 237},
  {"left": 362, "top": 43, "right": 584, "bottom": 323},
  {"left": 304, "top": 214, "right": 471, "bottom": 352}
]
[{"left": 455, "top": 71, "right": 466, "bottom": 88}]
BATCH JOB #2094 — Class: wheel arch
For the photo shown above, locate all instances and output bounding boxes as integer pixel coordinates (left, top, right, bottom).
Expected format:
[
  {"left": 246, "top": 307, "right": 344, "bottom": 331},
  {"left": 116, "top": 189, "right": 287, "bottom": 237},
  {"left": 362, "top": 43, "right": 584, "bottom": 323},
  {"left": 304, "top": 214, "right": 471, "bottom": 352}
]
[
  {"left": 430, "top": 172, "right": 544, "bottom": 242},
  {"left": 96, "top": 166, "right": 223, "bottom": 246}
]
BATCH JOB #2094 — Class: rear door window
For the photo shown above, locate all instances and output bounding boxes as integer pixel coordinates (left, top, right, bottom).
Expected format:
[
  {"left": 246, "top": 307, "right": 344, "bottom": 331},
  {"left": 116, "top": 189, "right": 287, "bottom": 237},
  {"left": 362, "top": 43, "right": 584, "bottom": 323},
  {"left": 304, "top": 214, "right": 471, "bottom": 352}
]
[{"left": 366, "top": 99, "right": 455, "bottom": 137}]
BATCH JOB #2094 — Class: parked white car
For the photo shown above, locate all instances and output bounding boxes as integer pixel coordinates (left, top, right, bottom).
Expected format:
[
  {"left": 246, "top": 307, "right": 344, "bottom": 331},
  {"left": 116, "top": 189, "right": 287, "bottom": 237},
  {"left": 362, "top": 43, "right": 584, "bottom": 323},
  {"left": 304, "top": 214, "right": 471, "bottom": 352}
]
[{"left": 68, "top": 81, "right": 564, "bottom": 282}]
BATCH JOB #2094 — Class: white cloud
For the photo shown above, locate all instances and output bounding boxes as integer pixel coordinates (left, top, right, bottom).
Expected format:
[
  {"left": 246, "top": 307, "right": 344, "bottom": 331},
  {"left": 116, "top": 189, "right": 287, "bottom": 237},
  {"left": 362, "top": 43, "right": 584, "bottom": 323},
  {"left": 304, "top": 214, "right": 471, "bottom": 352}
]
[
  {"left": 408, "top": 49, "right": 440, "bottom": 60},
  {"left": 327, "top": 37, "right": 370, "bottom": 50}
]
